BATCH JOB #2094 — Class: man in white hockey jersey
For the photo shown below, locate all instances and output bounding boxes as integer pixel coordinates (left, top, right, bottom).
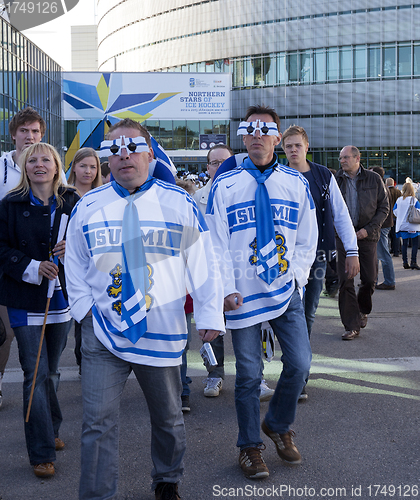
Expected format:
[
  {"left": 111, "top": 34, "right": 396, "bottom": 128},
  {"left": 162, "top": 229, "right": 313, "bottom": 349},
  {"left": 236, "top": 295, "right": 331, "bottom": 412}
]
[
  {"left": 206, "top": 105, "right": 318, "bottom": 479},
  {"left": 65, "top": 119, "right": 224, "bottom": 500}
]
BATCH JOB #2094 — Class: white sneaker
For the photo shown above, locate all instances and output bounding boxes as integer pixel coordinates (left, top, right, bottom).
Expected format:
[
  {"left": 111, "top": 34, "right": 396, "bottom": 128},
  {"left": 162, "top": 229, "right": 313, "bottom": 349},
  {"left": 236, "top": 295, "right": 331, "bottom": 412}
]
[
  {"left": 259, "top": 380, "right": 275, "bottom": 402},
  {"left": 203, "top": 377, "right": 223, "bottom": 397}
]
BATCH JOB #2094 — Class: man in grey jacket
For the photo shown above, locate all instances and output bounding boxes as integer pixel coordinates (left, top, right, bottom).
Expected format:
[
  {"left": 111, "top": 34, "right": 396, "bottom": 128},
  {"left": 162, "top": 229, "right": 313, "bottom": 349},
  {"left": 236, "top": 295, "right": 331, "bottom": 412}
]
[{"left": 335, "top": 146, "right": 389, "bottom": 340}]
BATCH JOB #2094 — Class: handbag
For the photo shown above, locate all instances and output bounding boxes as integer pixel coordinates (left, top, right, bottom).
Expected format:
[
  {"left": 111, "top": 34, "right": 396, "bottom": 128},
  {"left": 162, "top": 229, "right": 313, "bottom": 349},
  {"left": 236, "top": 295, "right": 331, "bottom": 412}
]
[{"left": 407, "top": 197, "right": 420, "bottom": 224}]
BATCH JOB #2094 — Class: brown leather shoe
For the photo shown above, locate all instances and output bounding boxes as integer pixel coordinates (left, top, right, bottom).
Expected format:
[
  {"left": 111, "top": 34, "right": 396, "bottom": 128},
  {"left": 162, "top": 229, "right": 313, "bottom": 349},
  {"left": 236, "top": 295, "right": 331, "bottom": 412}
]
[
  {"left": 342, "top": 330, "right": 359, "bottom": 340},
  {"left": 55, "top": 437, "right": 65, "bottom": 451},
  {"left": 239, "top": 445, "right": 269, "bottom": 478},
  {"left": 360, "top": 313, "right": 368, "bottom": 328},
  {"left": 33, "top": 462, "right": 55, "bottom": 478},
  {"left": 261, "top": 420, "right": 301, "bottom": 464}
]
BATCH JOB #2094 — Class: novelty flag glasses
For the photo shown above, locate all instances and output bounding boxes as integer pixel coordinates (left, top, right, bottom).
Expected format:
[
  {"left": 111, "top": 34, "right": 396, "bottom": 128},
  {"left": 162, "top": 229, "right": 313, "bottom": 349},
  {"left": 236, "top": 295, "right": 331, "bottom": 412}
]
[
  {"left": 237, "top": 121, "right": 279, "bottom": 136},
  {"left": 99, "top": 136, "right": 149, "bottom": 158}
]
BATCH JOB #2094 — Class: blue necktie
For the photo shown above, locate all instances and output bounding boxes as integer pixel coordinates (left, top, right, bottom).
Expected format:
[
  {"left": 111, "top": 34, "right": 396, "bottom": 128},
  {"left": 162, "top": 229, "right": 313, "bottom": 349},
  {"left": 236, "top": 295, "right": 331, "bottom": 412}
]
[
  {"left": 243, "top": 157, "right": 279, "bottom": 284},
  {"left": 114, "top": 179, "right": 154, "bottom": 343}
]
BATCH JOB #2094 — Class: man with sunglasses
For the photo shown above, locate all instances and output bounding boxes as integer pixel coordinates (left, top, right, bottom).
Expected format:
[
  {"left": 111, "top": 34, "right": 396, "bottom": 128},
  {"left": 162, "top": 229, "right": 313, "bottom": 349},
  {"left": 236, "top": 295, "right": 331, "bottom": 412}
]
[
  {"left": 65, "top": 119, "right": 224, "bottom": 500},
  {"left": 206, "top": 105, "right": 317, "bottom": 479}
]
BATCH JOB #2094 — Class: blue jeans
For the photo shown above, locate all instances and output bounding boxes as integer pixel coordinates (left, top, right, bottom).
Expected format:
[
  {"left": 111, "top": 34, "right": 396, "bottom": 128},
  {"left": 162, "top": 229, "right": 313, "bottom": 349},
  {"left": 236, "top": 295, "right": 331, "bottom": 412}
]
[
  {"left": 79, "top": 315, "right": 185, "bottom": 499},
  {"left": 377, "top": 227, "right": 395, "bottom": 285},
  {"left": 304, "top": 252, "right": 327, "bottom": 337},
  {"left": 13, "top": 320, "right": 70, "bottom": 465},
  {"left": 230, "top": 288, "right": 311, "bottom": 449}
]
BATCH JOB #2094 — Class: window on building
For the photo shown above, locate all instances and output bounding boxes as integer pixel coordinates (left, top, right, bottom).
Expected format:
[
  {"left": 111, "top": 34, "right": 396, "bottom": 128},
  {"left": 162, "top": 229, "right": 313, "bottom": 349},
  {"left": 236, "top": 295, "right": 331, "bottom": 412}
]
[
  {"left": 354, "top": 46, "right": 367, "bottom": 79},
  {"left": 314, "top": 49, "right": 326, "bottom": 82},
  {"left": 200, "top": 120, "right": 213, "bottom": 135},
  {"left": 383, "top": 45, "right": 396, "bottom": 77},
  {"left": 398, "top": 44, "right": 411, "bottom": 76},
  {"left": 264, "top": 55, "right": 276, "bottom": 85},
  {"left": 186, "top": 121, "right": 199, "bottom": 150},
  {"left": 159, "top": 120, "right": 173, "bottom": 150},
  {"left": 398, "top": 151, "right": 413, "bottom": 182},
  {"left": 368, "top": 45, "right": 381, "bottom": 78},
  {"left": 243, "top": 58, "right": 253, "bottom": 87},
  {"left": 173, "top": 120, "right": 186, "bottom": 149},
  {"left": 287, "top": 53, "right": 298, "bottom": 82},
  {"left": 414, "top": 44, "right": 420, "bottom": 75},
  {"left": 327, "top": 48, "right": 338, "bottom": 81},
  {"left": 300, "top": 50, "right": 311, "bottom": 83},
  {"left": 233, "top": 59, "right": 244, "bottom": 88},
  {"left": 413, "top": 151, "right": 420, "bottom": 182},
  {"left": 339, "top": 46, "right": 352, "bottom": 80},
  {"left": 277, "top": 54, "right": 286, "bottom": 84}
]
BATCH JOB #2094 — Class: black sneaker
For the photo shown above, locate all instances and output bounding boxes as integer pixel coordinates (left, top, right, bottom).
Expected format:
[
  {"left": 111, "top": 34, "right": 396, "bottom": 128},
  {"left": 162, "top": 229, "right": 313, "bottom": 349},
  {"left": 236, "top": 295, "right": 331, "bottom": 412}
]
[
  {"left": 239, "top": 445, "right": 269, "bottom": 479},
  {"left": 298, "top": 386, "right": 308, "bottom": 401},
  {"left": 155, "top": 482, "right": 181, "bottom": 500},
  {"left": 181, "top": 395, "right": 190, "bottom": 413}
]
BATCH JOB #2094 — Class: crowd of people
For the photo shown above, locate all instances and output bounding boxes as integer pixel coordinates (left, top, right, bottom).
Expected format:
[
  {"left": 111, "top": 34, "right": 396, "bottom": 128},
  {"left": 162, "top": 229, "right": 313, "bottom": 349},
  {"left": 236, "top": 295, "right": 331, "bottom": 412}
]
[{"left": 0, "top": 105, "right": 419, "bottom": 500}]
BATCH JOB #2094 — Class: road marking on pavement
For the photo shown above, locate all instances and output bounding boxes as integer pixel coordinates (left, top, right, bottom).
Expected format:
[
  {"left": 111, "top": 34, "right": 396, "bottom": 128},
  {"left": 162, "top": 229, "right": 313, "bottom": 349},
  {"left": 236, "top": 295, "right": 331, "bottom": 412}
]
[{"left": 4, "top": 356, "right": 420, "bottom": 383}]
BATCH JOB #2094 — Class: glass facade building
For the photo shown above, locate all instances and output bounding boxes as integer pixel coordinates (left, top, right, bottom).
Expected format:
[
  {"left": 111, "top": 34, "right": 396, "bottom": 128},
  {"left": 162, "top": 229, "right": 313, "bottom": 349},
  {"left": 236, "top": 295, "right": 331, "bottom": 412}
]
[
  {"left": 0, "top": 16, "right": 62, "bottom": 154},
  {"left": 97, "top": 1, "right": 420, "bottom": 181}
]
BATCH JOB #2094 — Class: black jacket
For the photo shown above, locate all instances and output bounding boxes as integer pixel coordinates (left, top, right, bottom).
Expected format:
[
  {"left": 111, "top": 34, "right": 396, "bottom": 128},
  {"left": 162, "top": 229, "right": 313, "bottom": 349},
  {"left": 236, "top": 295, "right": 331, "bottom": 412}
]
[
  {"left": 335, "top": 165, "right": 389, "bottom": 243},
  {"left": 0, "top": 186, "right": 79, "bottom": 310}
]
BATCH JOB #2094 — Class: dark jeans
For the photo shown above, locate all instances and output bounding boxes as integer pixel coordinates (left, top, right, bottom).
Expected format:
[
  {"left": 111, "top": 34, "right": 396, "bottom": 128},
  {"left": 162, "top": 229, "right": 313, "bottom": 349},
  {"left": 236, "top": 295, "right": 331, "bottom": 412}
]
[
  {"left": 336, "top": 237, "right": 378, "bottom": 332},
  {"left": 402, "top": 235, "right": 419, "bottom": 265},
  {"left": 303, "top": 251, "right": 327, "bottom": 337},
  {"left": 390, "top": 224, "right": 400, "bottom": 255},
  {"left": 74, "top": 320, "right": 82, "bottom": 367},
  {"left": 14, "top": 320, "right": 71, "bottom": 465}
]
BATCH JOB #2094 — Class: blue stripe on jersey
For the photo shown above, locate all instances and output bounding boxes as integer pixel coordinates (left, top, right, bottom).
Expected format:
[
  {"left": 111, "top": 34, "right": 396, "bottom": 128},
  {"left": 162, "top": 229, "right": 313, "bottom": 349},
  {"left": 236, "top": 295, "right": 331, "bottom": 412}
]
[
  {"left": 226, "top": 294, "right": 292, "bottom": 322},
  {"left": 242, "top": 279, "right": 293, "bottom": 304},
  {"left": 83, "top": 220, "right": 183, "bottom": 232},
  {"left": 226, "top": 280, "right": 293, "bottom": 323},
  {"left": 93, "top": 306, "right": 186, "bottom": 358},
  {"left": 227, "top": 198, "right": 300, "bottom": 234}
]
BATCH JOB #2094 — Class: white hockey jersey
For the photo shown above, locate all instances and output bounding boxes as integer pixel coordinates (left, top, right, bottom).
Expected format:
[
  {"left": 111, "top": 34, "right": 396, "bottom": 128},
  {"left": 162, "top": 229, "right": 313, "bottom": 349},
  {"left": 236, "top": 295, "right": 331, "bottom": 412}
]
[
  {"left": 0, "top": 151, "right": 21, "bottom": 201},
  {"left": 206, "top": 159, "right": 318, "bottom": 329},
  {"left": 65, "top": 179, "right": 225, "bottom": 367}
]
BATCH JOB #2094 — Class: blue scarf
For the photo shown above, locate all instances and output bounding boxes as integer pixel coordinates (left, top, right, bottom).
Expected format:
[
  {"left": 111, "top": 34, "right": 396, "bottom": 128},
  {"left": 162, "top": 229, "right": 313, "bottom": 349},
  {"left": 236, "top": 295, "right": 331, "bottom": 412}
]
[
  {"left": 242, "top": 157, "right": 279, "bottom": 284},
  {"left": 113, "top": 178, "right": 155, "bottom": 343}
]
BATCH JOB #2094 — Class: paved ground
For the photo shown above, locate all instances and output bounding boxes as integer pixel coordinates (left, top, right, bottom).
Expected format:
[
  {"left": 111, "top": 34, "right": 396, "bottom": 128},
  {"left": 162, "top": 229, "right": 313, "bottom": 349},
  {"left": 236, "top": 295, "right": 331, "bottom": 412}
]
[{"left": 1, "top": 255, "right": 420, "bottom": 500}]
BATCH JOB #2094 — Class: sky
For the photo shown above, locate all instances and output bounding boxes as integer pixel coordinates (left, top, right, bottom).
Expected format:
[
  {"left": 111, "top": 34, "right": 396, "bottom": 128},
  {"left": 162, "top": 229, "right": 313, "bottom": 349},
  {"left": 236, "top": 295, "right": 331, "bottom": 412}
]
[{"left": 22, "top": 0, "right": 97, "bottom": 71}]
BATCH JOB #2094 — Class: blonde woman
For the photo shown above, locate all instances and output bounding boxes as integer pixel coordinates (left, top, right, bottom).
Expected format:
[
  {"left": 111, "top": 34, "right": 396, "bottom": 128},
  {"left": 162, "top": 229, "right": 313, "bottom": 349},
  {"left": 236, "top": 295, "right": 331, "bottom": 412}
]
[
  {"left": 393, "top": 182, "right": 420, "bottom": 269},
  {"left": 0, "top": 143, "right": 79, "bottom": 477},
  {"left": 67, "top": 147, "right": 102, "bottom": 197}
]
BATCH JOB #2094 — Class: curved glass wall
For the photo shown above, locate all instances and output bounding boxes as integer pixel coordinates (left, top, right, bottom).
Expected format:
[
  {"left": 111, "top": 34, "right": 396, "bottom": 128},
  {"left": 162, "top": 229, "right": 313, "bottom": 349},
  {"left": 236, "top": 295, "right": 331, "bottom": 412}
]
[{"left": 161, "top": 41, "right": 420, "bottom": 88}]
